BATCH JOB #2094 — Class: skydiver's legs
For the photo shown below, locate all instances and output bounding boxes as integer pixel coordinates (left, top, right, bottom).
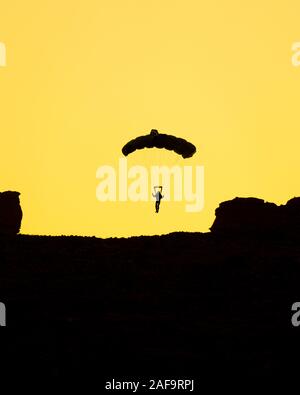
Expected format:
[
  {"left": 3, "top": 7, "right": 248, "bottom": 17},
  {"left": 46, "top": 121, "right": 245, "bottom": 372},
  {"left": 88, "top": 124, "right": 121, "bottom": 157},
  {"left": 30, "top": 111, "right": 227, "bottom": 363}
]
[{"left": 155, "top": 201, "right": 160, "bottom": 213}]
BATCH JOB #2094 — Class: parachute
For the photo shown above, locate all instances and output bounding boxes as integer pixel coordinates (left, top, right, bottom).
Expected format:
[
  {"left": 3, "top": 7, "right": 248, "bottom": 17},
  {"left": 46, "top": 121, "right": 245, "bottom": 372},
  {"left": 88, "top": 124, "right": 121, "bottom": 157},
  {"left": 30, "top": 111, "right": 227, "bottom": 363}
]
[{"left": 122, "top": 129, "right": 196, "bottom": 159}]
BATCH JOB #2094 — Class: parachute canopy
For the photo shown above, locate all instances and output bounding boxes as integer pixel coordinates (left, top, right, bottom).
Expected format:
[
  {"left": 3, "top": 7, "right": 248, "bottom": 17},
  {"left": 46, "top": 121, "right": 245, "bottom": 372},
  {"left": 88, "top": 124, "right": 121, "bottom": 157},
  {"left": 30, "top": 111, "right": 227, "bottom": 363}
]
[{"left": 122, "top": 129, "right": 196, "bottom": 159}]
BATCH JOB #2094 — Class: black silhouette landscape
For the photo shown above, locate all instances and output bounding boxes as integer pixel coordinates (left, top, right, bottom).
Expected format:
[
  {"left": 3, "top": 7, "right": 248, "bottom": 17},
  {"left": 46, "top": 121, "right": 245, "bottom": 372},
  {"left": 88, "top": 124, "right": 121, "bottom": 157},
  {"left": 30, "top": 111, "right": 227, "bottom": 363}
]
[
  {"left": 0, "top": 191, "right": 22, "bottom": 235},
  {"left": 1, "top": 192, "right": 300, "bottom": 384}
]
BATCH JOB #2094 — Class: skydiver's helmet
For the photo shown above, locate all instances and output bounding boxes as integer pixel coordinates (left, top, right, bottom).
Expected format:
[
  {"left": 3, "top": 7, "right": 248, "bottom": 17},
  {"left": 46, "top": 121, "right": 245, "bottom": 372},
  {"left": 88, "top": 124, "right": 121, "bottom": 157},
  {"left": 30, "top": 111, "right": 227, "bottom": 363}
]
[{"left": 154, "top": 185, "right": 163, "bottom": 193}]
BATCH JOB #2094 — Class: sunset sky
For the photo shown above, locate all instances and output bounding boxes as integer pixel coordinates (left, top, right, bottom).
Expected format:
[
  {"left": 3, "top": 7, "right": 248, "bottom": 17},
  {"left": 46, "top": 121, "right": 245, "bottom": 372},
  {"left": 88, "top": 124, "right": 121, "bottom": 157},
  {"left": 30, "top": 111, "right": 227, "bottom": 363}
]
[{"left": 1, "top": 0, "right": 300, "bottom": 237}]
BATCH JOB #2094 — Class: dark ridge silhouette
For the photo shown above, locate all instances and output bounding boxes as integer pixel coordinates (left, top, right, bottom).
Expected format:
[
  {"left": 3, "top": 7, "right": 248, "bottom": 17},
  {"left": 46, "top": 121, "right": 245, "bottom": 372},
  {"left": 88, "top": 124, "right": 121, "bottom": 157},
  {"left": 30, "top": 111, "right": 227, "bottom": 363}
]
[
  {"left": 210, "top": 196, "right": 300, "bottom": 235},
  {"left": 0, "top": 196, "right": 300, "bottom": 385},
  {"left": 0, "top": 191, "right": 22, "bottom": 235}
]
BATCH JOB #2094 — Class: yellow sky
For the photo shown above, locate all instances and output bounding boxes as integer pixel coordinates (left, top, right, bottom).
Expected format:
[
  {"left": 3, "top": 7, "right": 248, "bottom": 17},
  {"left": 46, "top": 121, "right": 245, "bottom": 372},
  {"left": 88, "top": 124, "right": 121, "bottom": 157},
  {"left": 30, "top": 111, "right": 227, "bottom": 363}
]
[{"left": 1, "top": 0, "right": 300, "bottom": 237}]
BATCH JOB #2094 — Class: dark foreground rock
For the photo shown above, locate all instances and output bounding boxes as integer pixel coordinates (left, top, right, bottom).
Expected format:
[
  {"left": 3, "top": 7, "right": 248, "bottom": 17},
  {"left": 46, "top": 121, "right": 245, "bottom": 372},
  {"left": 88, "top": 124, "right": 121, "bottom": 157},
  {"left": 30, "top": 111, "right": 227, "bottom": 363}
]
[
  {"left": 0, "top": 191, "right": 22, "bottom": 235},
  {"left": 0, "top": 230, "right": 300, "bottom": 385},
  {"left": 1, "top": 196, "right": 300, "bottom": 386},
  {"left": 210, "top": 196, "right": 300, "bottom": 235}
]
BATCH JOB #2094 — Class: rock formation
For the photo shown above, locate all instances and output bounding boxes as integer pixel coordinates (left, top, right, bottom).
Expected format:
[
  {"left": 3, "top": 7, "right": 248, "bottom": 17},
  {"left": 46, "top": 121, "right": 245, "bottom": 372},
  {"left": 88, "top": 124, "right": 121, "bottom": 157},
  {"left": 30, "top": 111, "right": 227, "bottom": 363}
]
[
  {"left": 210, "top": 196, "right": 300, "bottom": 235},
  {"left": 0, "top": 191, "right": 22, "bottom": 235}
]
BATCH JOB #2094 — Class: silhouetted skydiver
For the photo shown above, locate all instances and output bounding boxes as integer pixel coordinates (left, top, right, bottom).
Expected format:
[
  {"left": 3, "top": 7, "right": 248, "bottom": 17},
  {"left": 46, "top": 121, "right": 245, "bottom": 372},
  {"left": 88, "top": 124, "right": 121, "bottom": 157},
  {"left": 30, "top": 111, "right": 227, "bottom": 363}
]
[{"left": 152, "top": 188, "right": 164, "bottom": 213}]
